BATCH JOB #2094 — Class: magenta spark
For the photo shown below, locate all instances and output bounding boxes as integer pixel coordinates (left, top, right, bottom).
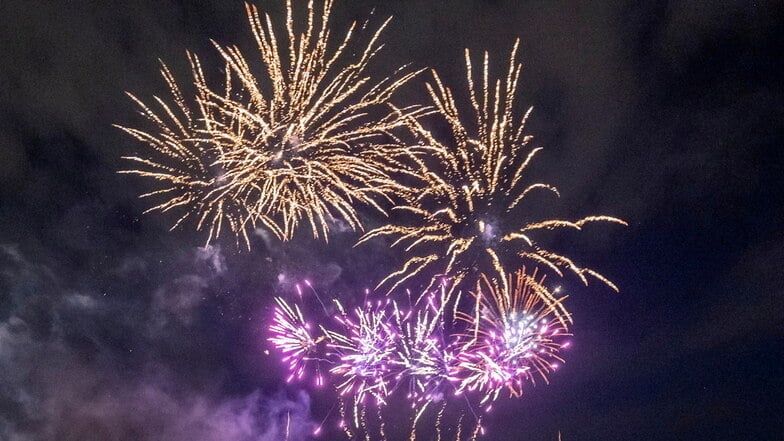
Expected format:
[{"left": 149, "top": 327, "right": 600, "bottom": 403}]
[
  {"left": 267, "top": 269, "right": 571, "bottom": 431},
  {"left": 326, "top": 299, "right": 400, "bottom": 405},
  {"left": 269, "top": 297, "right": 325, "bottom": 386}
]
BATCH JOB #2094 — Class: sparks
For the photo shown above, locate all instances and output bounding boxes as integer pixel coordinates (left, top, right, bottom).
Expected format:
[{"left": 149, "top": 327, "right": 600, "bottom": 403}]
[
  {"left": 327, "top": 299, "right": 400, "bottom": 406},
  {"left": 119, "top": 0, "right": 429, "bottom": 247},
  {"left": 358, "top": 40, "right": 626, "bottom": 295},
  {"left": 269, "top": 297, "right": 327, "bottom": 385},
  {"left": 452, "top": 268, "right": 571, "bottom": 405},
  {"left": 268, "top": 271, "right": 571, "bottom": 437}
]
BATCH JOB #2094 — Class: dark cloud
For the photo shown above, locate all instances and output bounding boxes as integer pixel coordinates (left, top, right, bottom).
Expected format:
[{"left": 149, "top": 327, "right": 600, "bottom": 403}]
[
  {"left": 0, "top": 244, "right": 314, "bottom": 441},
  {"left": 684, "top": 238, "right": 784, "bottom": 350}
]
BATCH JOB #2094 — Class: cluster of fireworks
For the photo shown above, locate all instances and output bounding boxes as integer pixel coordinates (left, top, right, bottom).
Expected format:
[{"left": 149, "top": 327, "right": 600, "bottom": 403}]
[
  {"left": 271, "top": 270, "right": 569, "bottom": 406},
  {"left": 270, "top": 269, "right": 570, "bottom": 438},
  {"left": 120, "top": 1, "right": 625, "bottom": 439}
]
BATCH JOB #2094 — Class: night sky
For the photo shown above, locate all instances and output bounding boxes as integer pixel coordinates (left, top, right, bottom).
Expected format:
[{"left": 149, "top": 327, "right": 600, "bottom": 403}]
[{"left": 1, "top": 1, "right": 783, "bottom": 440}]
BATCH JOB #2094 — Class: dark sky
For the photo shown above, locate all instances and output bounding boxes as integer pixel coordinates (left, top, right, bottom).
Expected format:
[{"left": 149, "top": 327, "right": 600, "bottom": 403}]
[{"left": 1, "top": 1, "right": 783, "bottom": 440}]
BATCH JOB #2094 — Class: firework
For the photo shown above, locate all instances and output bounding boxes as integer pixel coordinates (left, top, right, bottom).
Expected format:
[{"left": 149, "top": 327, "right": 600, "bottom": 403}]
[
  {"left": 326, "top": 298, "right": 401, "bottom": 406},
  {"left": 269, "top": 297, "right": 328, "bottom": 386},
  {"left": 270, "top": 288, "right": 455, "bottom": 407},
  {"left": 268, "top": 273, "right": 569, "bottom": 439},
  {"left": 357, "top": 39, "right": 626, "bottom": 295},
  {"left": 119, "top": 0, "right": 428, "bottom": 247},
  {"left": 395, "top": 287, "right": 456, "bottom": 405},
  {"left": 452, "top": 268, "right": 571, "bottom": 406}
]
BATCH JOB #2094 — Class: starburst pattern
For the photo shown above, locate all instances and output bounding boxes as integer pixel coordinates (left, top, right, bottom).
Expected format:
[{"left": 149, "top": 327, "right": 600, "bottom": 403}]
[
  {"left": 327, "top": 299, "right": 400, "bottom": 406},
  {"left": 119, "top": 0, "right": 428, "bottom": 247},
  {"left": 452, "top": 268, "right": 571, "bottom": 406},
  {"left": 269, "top": 297, "right": 326, "bottom": 386},
  {"left": 358, "top": 39, "right": 626, "bottom": 295},
  {"left": 268, "top": 270, "right": 570, "bottom": 438},
  {"left": 395, "top": 288, "right": 456, "bottom": 406}
]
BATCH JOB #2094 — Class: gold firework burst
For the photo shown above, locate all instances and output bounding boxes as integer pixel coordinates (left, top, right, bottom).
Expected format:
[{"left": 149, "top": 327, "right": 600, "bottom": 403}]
[
  {"left": 358, "top": 39, "right": 626, "bottom": 295},
  {"left": 453, "top": 267, "right": 571, "bottom": 404},
  {"left": 119, "top": 0, "right": 428, "bottom": 247}
]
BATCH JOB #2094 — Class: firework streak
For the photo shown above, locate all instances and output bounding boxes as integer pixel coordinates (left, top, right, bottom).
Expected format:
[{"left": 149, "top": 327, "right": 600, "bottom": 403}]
[
  {"left": 119, "top": 0, "right": 430, "bottom": 247},
  {"left": 268, "top": 269, "right": 570, "bottom": 438},
  {"left": 357, "top": 40, "right": 626, "bottom": 296}
]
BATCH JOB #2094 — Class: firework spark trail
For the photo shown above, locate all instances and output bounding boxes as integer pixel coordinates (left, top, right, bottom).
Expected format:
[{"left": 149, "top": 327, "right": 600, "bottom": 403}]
[
  {"left": 269, "top": 270, "right": 569, "bottom": 438},
  {"left": 326, "top": 298, "right": 400, "bottom": 407},
  {"left": 452, "top": 268, "right": 571, "bottom": 407},
  {"left": 357, "top": 39, "right": 626, "bottom": 296},
  {"left": 274, "top": 286, "right": 457, "bottom": 408},
  {"left": 395, "top": 286, "right": 456, "bottom": 406},
  {"left": 269, "top": 297, "right": 327, "bottom": 386},
  {"left": 119, "top": 0, "right": 430, "bottom": 247}
]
